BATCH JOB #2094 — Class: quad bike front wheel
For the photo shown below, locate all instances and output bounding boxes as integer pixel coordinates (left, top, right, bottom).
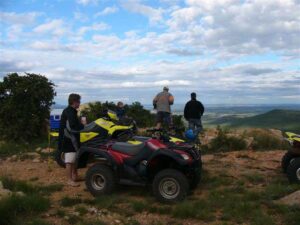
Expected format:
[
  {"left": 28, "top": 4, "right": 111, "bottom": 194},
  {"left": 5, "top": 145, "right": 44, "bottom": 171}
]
[
  {"left": 153, "top": 169, "right": 189, "bottom": 203},
  {"left": 55, "top": 148, "right": 66, "bottom": 168},
  {"left": 286, "top": 157, "right": 300, "bottom": 184},
  {"left": 281, "top": 152, "right": 295, "bottom": 173},
  {"left": 85, "top": 164, "right": 116, "bottom": 196}
]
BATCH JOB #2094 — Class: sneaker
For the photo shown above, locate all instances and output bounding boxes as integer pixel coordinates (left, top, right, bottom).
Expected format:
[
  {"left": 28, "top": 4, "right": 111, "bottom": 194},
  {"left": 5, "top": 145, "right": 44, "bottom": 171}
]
[{"left": 67, "top": 181, "right": 80, "bottom": 187}]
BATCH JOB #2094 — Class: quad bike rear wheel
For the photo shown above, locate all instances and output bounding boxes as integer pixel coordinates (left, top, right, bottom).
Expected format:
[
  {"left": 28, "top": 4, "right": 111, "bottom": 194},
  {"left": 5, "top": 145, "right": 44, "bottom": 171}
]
[
  {"left": 286, "top": 157, "right": 300, "bottom": 184},
  {"left": 55, "top": 148, "right": 66, "bottom": 168},
  {"left": 281, "top": 152, "right": 295, "bottom": 173},
  {"left": 153, "top": 169, "right": 189, "bottom": 203},
  {"left": 85, "top": 164, "right": 116, "bottom": 196}
]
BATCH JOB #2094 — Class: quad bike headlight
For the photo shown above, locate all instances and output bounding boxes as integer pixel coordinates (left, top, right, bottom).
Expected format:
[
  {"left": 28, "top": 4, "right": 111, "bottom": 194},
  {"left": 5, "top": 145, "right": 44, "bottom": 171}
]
[{"left": 181, "top": 153, "right": 190, "bottom": 160}]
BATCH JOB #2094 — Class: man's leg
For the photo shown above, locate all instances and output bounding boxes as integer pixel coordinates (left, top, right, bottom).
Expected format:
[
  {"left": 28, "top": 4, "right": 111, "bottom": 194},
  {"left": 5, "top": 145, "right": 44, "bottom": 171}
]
[
  {"left": 188, "top": 119, "right": 195, "bottom": 130},
  {"left": 65, "top": 153, "right": 80, "bottom": 187},
  {"left": 195, "top": 120, "right": 203, "bottom": 135},
  {"left": 155, "top": 112, "right": 163, "bottom": 129}
]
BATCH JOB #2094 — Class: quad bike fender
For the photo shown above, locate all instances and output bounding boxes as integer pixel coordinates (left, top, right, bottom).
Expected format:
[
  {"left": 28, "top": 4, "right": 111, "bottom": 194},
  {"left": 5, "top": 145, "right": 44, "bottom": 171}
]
[
  {"left": 77, "top": 146, "right": 119, "bottom": 170},
  {"left": 147, "top": 149, "right": 190, "bottom": 167}
]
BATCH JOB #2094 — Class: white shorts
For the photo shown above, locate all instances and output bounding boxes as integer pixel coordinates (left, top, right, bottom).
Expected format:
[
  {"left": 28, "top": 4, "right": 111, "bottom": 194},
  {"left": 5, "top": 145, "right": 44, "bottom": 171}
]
[{"left": 65, "top": 152, "right": 77, "bottom": 163}]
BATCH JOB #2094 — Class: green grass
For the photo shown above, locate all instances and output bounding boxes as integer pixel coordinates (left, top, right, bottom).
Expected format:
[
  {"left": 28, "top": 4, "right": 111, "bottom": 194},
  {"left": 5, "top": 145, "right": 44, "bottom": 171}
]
[
  {"left": 75, "top": 205, "right": 88, "bottom": 216},
  {"left": 0, "top": 194, "right": 50, "bottom": 225},
  {"left": 0, "top": 139, "right": 50, "bottom": 157},
  {"left": 26, "top": 219, "right": 51, "bottom": 225},
  {"left": 60, "top": 196, "right": 83, "bottom": 207},
  {"left": 1, "top": 176, "right": 63, "bottom": 195},
  {"left": 172, "top": 199, "right": 215, "bottom": 221}
]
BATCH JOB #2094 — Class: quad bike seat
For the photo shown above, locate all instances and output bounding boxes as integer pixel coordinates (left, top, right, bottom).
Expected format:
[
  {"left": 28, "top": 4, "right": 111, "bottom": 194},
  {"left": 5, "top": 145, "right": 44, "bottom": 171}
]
[
  {"left": 81, "top": 122, "right": 98, "bottom": 132},
  {"left": 133, "top": 136, "right": 151, "bottom": 142},
  {"left": 112, "top": 142, "right": 145, "bottom": 156}
]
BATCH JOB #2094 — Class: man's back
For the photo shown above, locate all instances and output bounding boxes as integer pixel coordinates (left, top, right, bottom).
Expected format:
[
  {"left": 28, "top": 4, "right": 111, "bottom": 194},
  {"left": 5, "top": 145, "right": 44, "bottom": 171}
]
[
  {"left": 154, "top": 91, "right": 173, "bottom": 113},
  {"left": 184, "top": 99, "right": 204, "bottom": 120}
]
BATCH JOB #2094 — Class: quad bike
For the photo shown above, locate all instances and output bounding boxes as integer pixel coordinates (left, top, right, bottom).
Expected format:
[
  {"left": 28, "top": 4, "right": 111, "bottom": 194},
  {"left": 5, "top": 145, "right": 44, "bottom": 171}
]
[
  {"left": 77, "top": 136, "right": 202, "bottom": 203},
  {"left": 55, "top": 110, "right": 137, "bottom": 167},
  {"left": 55, "top": 111, "right": 197, "bottom": 168},
  {"left": 281, "top": 132, "right": 300, "bottom": 184}
]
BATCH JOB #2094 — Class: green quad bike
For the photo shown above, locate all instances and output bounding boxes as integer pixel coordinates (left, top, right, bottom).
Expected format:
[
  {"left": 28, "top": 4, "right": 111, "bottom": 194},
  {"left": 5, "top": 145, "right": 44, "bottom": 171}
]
[{"left": 281, "top": 132, "right": 300, "bottom": 184}]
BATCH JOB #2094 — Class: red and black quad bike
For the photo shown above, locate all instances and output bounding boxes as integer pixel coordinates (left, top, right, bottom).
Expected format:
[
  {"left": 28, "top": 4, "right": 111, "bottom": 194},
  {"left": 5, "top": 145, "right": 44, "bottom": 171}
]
[
  {"left": 77, "top": 137, "right": 202, "bottom": 203},
  {"left": 281, "top": 132, "right": 300, "bottom": 184}
]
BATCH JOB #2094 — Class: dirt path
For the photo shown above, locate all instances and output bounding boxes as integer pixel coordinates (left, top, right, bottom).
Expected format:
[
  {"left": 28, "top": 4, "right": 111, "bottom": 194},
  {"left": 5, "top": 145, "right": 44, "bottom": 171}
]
[{"left": 0, "top": 150, "right": 290, "bottom": 225}]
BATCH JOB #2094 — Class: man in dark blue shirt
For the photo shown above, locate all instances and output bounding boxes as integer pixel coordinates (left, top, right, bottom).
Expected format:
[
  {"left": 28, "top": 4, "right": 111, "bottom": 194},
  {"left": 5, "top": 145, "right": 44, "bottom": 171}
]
[{"left": 184, "top": 92, "right": 205, "bottom": 136}]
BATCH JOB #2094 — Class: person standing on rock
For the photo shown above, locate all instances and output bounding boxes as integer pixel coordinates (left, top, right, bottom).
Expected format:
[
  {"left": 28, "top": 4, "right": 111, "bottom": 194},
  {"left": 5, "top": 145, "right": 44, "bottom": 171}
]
[
  {"left": 184, "top": 92, "right": 205, "bottom": 136},
  {"left": 153, "top": 86, "right": 174, "bottom": 129},
  {"left": 59, "top": 93, "right": 86, "bottom": 187}
]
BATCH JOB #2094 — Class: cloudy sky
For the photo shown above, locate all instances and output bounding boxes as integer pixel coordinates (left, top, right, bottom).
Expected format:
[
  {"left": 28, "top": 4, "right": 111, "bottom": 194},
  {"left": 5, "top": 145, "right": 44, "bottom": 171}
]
[{"left": 0, "top": 0, "right": 299, "bottom": 105}]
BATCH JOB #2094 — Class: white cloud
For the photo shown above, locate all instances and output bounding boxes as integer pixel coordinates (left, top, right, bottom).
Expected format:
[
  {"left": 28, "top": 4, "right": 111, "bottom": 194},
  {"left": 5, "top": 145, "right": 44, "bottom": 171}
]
[
  {"left": 121, "top": 0, "right": 164, "bottom": 25},
  {"left": 0, "top": 12, "right": 41, "bottom": 25},
  {"left": 78, "top": 22, "right": 110, "bottom": 35},
  {"left": 76, "top": 0, "right": 98, "bottom": 6},
  {"left": 33, "top": 19, "right": 67, "bottom": 36},
  {"left": 95, "top": 6, "right": 119, "bottom": 17}
]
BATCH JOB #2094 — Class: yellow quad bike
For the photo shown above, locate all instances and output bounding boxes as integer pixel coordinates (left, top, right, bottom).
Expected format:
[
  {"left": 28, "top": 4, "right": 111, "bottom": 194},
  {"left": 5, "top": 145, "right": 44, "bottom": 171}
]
[
  {"left": 54, "top": 110, "right": 139, "bottom": 167},
  {"left": 281, "top": 132, "right": 300, "bottom": 183}
]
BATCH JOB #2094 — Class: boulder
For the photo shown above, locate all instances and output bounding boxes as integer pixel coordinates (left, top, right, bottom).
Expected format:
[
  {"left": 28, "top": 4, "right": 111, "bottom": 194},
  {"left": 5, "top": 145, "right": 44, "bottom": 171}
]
[{"left": 276, "top": 190, "right": 300, "bottom": 206}]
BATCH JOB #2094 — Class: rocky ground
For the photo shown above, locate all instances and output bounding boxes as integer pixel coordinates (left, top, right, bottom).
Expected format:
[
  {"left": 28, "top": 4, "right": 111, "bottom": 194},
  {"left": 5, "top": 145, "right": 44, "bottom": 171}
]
[{"left": 0, "top": 147, "right": 299, "bottom": 225}]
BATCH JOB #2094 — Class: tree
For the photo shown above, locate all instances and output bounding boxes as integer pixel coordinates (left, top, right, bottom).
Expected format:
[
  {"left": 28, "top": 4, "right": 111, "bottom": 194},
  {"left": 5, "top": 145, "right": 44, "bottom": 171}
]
[{"left": 0, "top": 73, "right": 56, "bottom": 142}]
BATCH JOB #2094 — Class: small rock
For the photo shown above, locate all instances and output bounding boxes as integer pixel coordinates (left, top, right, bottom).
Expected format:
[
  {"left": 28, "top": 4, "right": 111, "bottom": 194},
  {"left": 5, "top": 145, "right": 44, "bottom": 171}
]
[
  {"left": 15, "top": 191, "right": 25, "bottom": 197},
  {"left": 32, "top": 158, "right": 41, "bottom": 163},
  {"left": 88, "top": 207, "right": 98, "bottom": 214},
  {"left": 73, "top": 212, "right": 80, "bottom": 217},
  {"left": 41, "top": 148, "right": 55, "bottom": 154},
  {"left": 64, "top": 216, "right": 70, "bottom": 220},
  {"left": 114, "top": 219, "right": 121, "bottom": 224},
  {"left": 0, "top": 188, "right": 12, "bottom": 199},
  {"left": 10, "top": 155, "right": 18, "bottom": 162},
  {"left": 245, "top": 137, "right": 254, "bottom": 149},
  {"left": 35, "top": 147, "right": 42, "bottom": 152},
  {"left": 25, "top": 152, "right": 40, "bottom": 157}
]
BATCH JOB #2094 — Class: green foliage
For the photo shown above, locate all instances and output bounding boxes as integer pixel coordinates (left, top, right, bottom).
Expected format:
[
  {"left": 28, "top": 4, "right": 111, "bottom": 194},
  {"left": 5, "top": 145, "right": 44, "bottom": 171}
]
[
  {"left": 248, "top": 129, "right": 287, "bottom": 150},
  {"left": 214, "top": 109, "right": 300, "bottom": 133},
  {"left": 0, "top": 139, "right": 49, "bottom": 157},
  {"left": 81, "top": 101, "right": 155, "bottom": 128},
  {"left": 125, "top": 102, "right": 155, "bottom": 127},
  {"left": 209, "top": 126, "right": 247, "bottom": 152},
  {"left": 0, "top": 73, "right": 56, "bottom": 142}
]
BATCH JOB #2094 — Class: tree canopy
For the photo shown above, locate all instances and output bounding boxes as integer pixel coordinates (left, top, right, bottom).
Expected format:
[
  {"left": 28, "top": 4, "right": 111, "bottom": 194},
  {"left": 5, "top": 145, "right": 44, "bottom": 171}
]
[{"left": 0, "top": 73, "right": 56, "bottom": 142}]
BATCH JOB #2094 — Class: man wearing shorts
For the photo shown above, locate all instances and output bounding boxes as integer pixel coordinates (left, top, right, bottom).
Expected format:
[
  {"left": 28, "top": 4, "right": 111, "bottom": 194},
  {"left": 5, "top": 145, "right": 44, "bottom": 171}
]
[
  {"left": 153, "top": 87, "right": 174, "bottom": 129},
  {"left": 59, "top": 93, "right": 86, "bottom": 187}
]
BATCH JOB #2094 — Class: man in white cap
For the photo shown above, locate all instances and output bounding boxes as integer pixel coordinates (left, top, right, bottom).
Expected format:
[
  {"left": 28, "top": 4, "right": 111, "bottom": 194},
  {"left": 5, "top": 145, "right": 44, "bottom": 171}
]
[{"left": 153, "top": 86, "right": 174, "bottom": 129}]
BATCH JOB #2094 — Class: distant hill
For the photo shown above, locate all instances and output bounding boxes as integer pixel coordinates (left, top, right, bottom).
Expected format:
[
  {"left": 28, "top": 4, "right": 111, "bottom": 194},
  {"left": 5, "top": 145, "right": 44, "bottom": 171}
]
[{"left": 210, "top": 109, "right": 300, "bottom": 132}]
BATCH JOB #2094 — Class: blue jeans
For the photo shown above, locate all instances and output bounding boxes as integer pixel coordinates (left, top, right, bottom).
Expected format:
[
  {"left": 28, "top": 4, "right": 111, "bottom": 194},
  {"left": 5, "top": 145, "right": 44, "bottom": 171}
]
[{"left": 188, "top": 119, "right": 203, "bottom": 135}]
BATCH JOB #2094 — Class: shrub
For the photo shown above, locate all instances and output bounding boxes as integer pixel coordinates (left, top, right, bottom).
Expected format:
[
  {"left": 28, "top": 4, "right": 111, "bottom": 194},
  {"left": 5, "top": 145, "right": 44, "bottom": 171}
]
[
  {"left": 209, "top": 126, "right": 247, "bottom": 152},
  {"left": 248, "top": 129, "right": 286, "bottom": 150},
  {"left": 0, "top": 73, "right": 55, "bottom": 142},
  {"left": 81, "top": 101, "right": 155, "bottom": 128}
]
